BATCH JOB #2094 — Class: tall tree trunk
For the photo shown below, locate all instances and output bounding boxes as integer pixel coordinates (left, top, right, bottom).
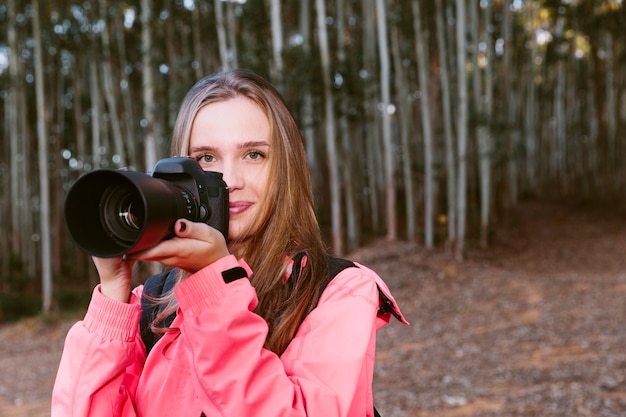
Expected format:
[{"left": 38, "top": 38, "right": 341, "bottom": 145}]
[
  {"left": 412, "top": 0, "right": 434, "bottom": 248},
  {"left": 435, "top": 0, "right": 457, "bottom": 251},
  {"left": 502, "top": 0, "right": 518, "bottom": 207},
  {"left": 32, "top": 0, "right": 53, "bottom": 314},
  {"left": 392, "top": 26, "right": 416, "bottom": 242},
  {"left": 89, "top": 49, "right": 102, "bottom": 168},
  {"left": 315, "top": 0, "right": 342, "bottom": 254},
  {"left": 226, "top": 1, "right": 239, "bottom": 68},
  {"left": 4, "top": 0, "right": 20, "bottom": 282},
  {"left": 376, "top": 0, "right": 396, "bottom": 242},
  {"left": 7, "top": 0, "right": 22, "bottom": 259},
  {"left": 98, "top": 0, "right": 126, "bottom": 167},
  {"left": 455, "top": 0, "right": 468, "bottom": 261},
  {"left": 114, "top": 6, "right": 138, "bottom": 169},
  {"left": 587, "top": 52, "right": 599, "bottom": 192},
  {"left": 473, "top": 0, "right": 493, "bottom": 249},
  {"left": 553, "top": 15, "right": 566, "bottom": 191},
  {"left": 141, "top": 0, "right": 160, "bottom": 276},
  {"left": 192, "top": 2, "right": 204, "bottom": 79},
  {"left": 214, "top": 0, "right": 229, "bottom": 71},
  {"left": 525, "top": 4, "right": 538, "bottom": 192},
  {"left": 141, "top": 0, "right": 157, "bottom": 170},
  {"left": 298, "top": 0, "right": 318, "bottom": 187},
  {"left": 269, "top": 0, "right": 284, "bottom": 88},
  {"left": 362, "top": 0, "right": 381, "bottom": 234},
  {"left": 604, "top": 31, "right": 616, "bottom": 179},
  {"left": 336, "top": 0, "right": 359, "bottom": 251},
  {"left": 71, "top": 54, "right": 87, "bottom": 166}
]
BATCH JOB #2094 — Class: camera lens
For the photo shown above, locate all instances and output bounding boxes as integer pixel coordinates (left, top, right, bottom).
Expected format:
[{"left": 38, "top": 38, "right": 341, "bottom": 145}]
[
  {"left": 100, "top": 185, "right": 145, "bottom": 245},
  {"left": 119, "top": 202, "right": 141, "bottom": 230},
  {"left": 64, "top": 169, "right": 192, "bottom": 258},
  {"left": 64, "top": 157, "right": 228, "bottom": 258}
]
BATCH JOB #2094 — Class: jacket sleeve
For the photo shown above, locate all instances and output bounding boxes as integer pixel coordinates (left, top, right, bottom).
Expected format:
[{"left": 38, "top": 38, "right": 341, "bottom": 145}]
[
  {"left": 175, "top": 255, "right": 380, "bottom": 416},
  {"left": 51, "top": 286, "right": 146, "bottom": 417}
]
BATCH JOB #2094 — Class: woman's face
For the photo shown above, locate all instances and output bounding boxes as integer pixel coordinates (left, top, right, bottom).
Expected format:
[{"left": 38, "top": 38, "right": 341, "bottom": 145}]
[{"left": 188, "top": 96, "right": 272, "bottom": 240}]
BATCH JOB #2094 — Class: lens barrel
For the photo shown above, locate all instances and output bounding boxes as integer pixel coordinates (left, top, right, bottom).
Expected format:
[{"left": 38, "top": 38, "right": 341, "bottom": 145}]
[{"left": 64, "top": 169, "right": 195, "bottom": 258}]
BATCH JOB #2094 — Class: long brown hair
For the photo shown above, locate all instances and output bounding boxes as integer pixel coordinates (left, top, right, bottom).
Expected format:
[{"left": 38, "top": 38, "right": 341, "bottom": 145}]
[{"left": 162, "top": 69, "right": 330, "bottom": 355}]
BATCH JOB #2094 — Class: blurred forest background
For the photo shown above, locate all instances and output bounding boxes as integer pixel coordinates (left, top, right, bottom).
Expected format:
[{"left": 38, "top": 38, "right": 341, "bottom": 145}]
[{"left": 0, "top": 0, "right": 625, "bottom": 318}]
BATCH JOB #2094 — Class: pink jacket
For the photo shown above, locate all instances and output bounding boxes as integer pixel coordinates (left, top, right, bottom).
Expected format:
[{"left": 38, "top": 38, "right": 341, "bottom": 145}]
[{"left": 52, "top": 255, "right": 407, "bottom": 417}]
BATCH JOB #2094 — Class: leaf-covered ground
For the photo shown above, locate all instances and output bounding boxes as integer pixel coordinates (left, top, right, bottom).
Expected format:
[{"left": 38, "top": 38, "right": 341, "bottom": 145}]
[{"left": 1, "top": 200, "right": 625, "bottom": 416}]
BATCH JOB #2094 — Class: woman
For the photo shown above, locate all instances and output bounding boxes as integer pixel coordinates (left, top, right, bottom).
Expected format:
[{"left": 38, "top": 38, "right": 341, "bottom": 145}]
[{"left": 52, "top": 69, "right": 406, "bottom": 417}]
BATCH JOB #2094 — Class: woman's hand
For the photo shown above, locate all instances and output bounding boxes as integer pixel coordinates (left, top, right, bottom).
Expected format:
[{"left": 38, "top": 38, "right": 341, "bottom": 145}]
[
  {"left": 92, "top": 256, "right": 136, "bottom": 303},
  {"left": 128, "top": 219, "right": 230, "bottom": 274}
]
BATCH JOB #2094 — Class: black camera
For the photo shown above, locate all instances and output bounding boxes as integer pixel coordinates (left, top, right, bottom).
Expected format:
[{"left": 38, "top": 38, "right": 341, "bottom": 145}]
[{"left": 64, "top": 157, "right": 229, "bottom": 258}]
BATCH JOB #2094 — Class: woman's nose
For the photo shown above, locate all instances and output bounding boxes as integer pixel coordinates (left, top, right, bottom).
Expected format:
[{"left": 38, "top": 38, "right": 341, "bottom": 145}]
[{"left": 220, "top": 163, "right": 243, "bottom": 191}]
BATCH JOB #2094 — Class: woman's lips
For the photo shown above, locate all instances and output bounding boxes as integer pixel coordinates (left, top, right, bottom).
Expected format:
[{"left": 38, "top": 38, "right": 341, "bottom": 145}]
[{"left": 229, "top": 201, "right": 252, "bottom": 215}]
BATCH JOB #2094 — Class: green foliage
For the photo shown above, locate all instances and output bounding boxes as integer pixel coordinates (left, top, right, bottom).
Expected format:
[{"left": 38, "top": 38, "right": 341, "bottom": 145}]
[{"left": 0, "top": 293, "right": 41, "bottom": 323}]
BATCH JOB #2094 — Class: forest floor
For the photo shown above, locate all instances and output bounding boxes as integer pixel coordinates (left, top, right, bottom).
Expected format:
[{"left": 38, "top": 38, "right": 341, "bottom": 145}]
[{"left": 1, "top": 199, "right": 625, "bottom": 417}]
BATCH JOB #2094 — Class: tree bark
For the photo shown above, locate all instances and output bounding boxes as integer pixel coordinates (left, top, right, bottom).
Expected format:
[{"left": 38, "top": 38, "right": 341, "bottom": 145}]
[
  {"left": 269, "top": 0, "right": 284, "bottom": 87},
  {"left": 376, "top": 0, "right": 396, "bottom": 242},
  {"left": 98, "top": 0, "right": 126, "bottom": 167},
  {"left": 392, "top": 26, "right": 416, "bottom": 242},
  {"left": 315, "top": 0, "right": 343, "bottom": 254},
  {"left": 435, "top": 0, "right": 457, "bottom": 251},
  {"left": 32, "top": 0, "right": 53, "bottom": 314},
  {"left": 335, "top": 0, "right": 359, "bottom": 251},
  {"left": 214, "top": 0, "right": 229, "bottom": 71},
  {"left": 412, "top": 0, "right": 434, "bottom": 248},
  {"left": 455, "top": 0, "right": 468, "bottom": 261},
  {"left": 113, "top": 5, "right": 138, "bottom": 169}
]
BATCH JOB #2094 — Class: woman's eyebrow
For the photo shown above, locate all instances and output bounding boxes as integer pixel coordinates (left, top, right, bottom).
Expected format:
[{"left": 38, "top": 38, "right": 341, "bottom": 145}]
[
  {"left": 238, "top": 140, "right": 270, "bottom": 149},
  {"left": 189, "top": 145, "right": 218, "bottom": 153}
]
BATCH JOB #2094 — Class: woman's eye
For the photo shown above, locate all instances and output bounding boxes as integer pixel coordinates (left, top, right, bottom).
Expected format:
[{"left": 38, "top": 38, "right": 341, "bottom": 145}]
[
  {"left": 195, "top": 153, "right": 215, "bottom": 163},
  {"left": 247, "top": 151, "right": 265, "bottom": 161}
]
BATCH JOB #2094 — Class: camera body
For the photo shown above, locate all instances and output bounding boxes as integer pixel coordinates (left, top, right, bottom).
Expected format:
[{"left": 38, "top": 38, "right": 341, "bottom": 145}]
[
  {"left": 150, "top": 156, "right": 229, "bottom": 234},
  {"left": 64, "top": 157, "right": 229, "bottom": 258}
]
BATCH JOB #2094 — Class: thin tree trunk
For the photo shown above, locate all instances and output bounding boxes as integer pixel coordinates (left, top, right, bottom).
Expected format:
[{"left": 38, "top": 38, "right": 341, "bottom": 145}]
[
  {"left": 412, "top": 0, "right": 434, "bottom": 248},
  {"left": 32, "top": 0, "right": 53, "bottom": 314},
  {"left": 141, "top": 0, "right": 157, "bottom": 170},
  {"left": 192, "top": 2, "right": 203, "bottom": 79},
  {"left": 362, "top": 0, "right": 381, "bottom": 234},
  {"left": 298, "top": 0, "right": 317, "bottom": 186},
  {"left": 587, "top": 53, "right": 599, "bottom": 191},
  {"left": 455, "top": 0, "right": 468, "bottom": 261},
  {"left": 52, "top": 67, "right": 64, "bottom": 278},
  {"left": 4, "top": 0, "right": 20, "bottom": 282},
  {"left": 474, "top": 0, "right": 493, "bottom": 249},
  {"left": 18, "top": 81, "right": 34, "bottom": 278},
  {"left": 336, "top": 0, "right": 359, "bottom": 251},
  {"left": 435, "top": 0, "right": 456, "bottom": 251},
  {"left": 604, "top": 31, "right": 616, "bottom": 177},
  {"left": 502, "top": 0, "right": 518, "bottom": 207},
  {"left": 226, "top": 1, "right": 239, "bottom": 68},
  {"left": 269, "top": 0, "right": 284, "bottom": 87},
  {"left": 525, "top": 4, "right": 538, "bottom": 191},
  {"left": 315, "top": 0, "right": 342, "bottom": 254},
  {"left": 89, "top": 49, "right": 102, "bottom": 168},
  {"left": 392, "top": 26, "right": 416, "bottom": 242},
  {"left": 214, "top": 0, "right": 229, "bottom": 71},
  {"left": 114, "top": 6, "right": 138, "bottom": 169},
  {"left": 7, "top": 0, "right": 22, "bottom": 257},
  {"left": 376, "top": 0, "right": 396, "bottom": 242},
  {"left": 71, "top": 55, "right": 86, "bottom": 166},
  {"left": 98, "top": 0, "right": 126, "bottom": 167},
  {"left": 141, "top": 0, "right": 160, "bottom": 276}
]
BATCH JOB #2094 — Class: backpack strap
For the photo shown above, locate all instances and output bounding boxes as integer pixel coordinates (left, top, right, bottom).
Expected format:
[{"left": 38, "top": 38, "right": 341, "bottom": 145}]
[
  {"left": 325, "top": 257, "right": 400, "bottom": 320},
  {"left": 140, "top": 269, "right": 178, "bottom": 354}
]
